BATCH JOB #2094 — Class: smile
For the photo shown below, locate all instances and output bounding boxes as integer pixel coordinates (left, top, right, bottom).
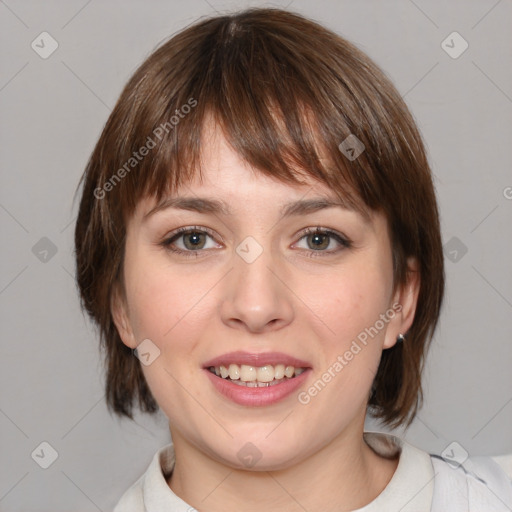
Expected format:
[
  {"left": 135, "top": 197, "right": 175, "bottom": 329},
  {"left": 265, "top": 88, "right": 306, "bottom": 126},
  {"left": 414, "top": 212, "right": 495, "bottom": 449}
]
[
  {"left": 204, "top": 366, "right": 311, "bottom": 406},
  {"left": 208, "top": 363, "right": 306, "bottom": 387}
]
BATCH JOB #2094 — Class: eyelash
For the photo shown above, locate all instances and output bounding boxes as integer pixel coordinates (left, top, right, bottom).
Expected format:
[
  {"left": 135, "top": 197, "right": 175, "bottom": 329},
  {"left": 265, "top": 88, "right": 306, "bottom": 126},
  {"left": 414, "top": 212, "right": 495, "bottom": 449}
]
[{"left": 160, "top": 226, "right": 352, "bottom": 259}]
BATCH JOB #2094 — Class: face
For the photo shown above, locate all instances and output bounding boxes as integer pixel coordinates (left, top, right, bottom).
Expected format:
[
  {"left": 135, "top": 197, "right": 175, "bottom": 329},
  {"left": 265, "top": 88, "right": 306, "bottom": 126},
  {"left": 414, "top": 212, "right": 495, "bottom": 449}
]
[{"left": 112, "top": 123, "right": 418, "bottom": 470}]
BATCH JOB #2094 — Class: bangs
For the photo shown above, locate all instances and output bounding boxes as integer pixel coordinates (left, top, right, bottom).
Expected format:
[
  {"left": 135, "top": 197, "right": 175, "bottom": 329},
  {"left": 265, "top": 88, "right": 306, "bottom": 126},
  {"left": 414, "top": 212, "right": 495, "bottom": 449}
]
[{"left": 100, "top": 10, "right": 404, "bottom": 222}]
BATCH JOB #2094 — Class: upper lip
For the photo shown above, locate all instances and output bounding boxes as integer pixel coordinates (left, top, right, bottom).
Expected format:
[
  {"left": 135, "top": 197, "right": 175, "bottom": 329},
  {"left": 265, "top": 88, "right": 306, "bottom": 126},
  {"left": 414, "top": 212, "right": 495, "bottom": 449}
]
[{"left": 203, "top": 351, "right": 312, "bottom": 369}]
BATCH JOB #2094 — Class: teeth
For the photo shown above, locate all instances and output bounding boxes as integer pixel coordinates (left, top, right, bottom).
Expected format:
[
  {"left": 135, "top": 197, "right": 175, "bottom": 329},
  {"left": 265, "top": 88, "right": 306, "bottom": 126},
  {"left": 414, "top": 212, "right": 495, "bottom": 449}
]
[
  {"left": 209, "top": 363, "right": 307, "bottom": 383},
  {"left": 240, "top": 365, "right": 257, "bottom": 382},
  {"left": 284, "top": 366, "right": 295, "bottom": 378},
  {"left": 257, "top": 365, "right": 274, "bottom": 382},
  {"left": 230, "top": 379, "right": 286, "bottom": 387},
  {"left": 228, "top": 364, "right": 240, "bottom": 380},
  {"left": 274, "top": 364, "right": 285, "bottom": 380}
]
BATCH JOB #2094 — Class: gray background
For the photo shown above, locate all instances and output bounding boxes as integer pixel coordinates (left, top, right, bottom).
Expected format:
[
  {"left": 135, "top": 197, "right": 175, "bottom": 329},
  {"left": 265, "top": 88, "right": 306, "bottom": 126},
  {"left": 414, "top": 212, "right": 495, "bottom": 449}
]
[{"left": 1, "top": 0, "right": 511, "bottom": 510}]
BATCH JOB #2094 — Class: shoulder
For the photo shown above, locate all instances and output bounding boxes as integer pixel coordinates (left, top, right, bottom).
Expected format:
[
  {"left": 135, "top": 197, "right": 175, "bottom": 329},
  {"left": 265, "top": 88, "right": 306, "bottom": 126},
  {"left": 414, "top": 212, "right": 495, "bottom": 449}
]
[
  {"left": 113, "top": 476, "right": 145, "bottom": 512},
  {"left": 492, "top": 453, "right": 512, "bottom": 480},
  {"left": 363, "top": 431, "right": 512, "bottom": 511},
  {"left": 430, "top": 451, "right": 512, "bottom": 511},
  {"left": 113, "top": 443, "right": 176, "bottom": 512}
]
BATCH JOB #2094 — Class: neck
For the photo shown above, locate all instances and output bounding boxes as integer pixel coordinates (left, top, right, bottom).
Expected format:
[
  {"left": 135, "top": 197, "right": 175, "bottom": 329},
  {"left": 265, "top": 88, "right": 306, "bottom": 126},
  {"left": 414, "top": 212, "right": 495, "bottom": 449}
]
[{"left": 167, "top": 421, "right": 398, "bottom": 512}]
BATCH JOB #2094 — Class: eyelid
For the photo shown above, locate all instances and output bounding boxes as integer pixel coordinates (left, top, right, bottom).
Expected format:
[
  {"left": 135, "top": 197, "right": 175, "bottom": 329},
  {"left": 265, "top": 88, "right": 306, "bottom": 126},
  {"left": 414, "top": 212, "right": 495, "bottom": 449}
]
[
  {"left": 160, "top": 225, "right": 222, "bottom": 252},
  {"left": 292, "top": 226, "right": 352, "bottom": 256},
  {"left": 160, "top": 225, "right": 351, "bottom": 257},
  {"left": 294, "top": 226, "right": 350, "bottom": 244}
]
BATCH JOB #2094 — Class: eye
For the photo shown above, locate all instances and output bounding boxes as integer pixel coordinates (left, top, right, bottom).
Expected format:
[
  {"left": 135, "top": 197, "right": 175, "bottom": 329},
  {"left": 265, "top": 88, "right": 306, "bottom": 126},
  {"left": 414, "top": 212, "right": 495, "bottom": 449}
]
[
  {"left": 160, "top": 226, "right": 220, "bottom": 257},
  {"left": 293, "top": 227, "right": 351, "bottom": 258},
  {"left": 160, "top": 226, "right": 351, "bottom": 259}
]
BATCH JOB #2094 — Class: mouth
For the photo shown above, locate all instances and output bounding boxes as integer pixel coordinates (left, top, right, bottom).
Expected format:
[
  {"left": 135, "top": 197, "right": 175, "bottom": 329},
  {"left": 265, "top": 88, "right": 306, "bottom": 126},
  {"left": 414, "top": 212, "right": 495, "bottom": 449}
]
[
  {"left": 202, "top": 351, "right": 312, "bottom": 406},
  {"left": 206, "top": 363, "right": 307, "bottom": 387}
]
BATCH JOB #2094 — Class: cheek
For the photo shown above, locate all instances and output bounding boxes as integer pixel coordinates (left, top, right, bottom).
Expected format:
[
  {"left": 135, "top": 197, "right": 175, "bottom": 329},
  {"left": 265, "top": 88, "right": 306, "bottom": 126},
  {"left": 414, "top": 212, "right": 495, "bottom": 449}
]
[
  {"left": 126, "top": 268, "right": 193, "bottom": 344},
  {"left": 321, "top": 264, "right": 391, "bottom": 343},
  {"left": 124, "top": 260, "right": 213, "bottom": 418},
  {"left": 308, "top": 260, "right": 393, "bottom": 397},
  {"left": 123, "top": 252, "right": 215, "bottom": 365},
  {"left": 123, "top": 236, "right": 184, "bottom": 339}
]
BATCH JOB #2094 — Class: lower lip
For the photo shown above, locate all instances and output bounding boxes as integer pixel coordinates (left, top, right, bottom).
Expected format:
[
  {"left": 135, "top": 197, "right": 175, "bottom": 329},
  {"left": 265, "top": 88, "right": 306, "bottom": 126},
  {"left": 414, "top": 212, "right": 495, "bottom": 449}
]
[{"left": 204, "top": 368, "right": 311, "bottom": 406}]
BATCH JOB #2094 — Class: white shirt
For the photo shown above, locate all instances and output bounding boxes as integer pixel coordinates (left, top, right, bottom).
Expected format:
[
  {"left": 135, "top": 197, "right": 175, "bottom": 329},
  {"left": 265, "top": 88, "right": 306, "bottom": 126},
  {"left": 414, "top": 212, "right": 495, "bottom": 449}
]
[{"left": 114, "top": 431, "right": 512, "bottom": 511}]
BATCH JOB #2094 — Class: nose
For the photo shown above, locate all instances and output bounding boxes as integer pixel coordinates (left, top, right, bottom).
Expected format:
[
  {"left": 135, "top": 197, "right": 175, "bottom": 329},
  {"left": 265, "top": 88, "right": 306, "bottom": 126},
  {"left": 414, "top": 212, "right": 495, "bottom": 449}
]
[{"left": 219, "top": 239, "right": 295, "bottom": 334}]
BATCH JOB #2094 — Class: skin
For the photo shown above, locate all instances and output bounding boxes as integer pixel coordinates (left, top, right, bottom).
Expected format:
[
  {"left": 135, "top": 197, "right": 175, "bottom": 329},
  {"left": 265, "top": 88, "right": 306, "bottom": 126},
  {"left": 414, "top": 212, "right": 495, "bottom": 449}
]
[{"left": 112, "top": 122, "right": 420, "bottom": 511}]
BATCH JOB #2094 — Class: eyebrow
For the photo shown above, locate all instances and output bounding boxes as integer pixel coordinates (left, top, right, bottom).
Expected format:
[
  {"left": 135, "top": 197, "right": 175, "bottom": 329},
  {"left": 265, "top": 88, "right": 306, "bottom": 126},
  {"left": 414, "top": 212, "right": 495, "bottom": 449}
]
[{"left": 143, "top": 196, "right": 364, "bottom": 222}]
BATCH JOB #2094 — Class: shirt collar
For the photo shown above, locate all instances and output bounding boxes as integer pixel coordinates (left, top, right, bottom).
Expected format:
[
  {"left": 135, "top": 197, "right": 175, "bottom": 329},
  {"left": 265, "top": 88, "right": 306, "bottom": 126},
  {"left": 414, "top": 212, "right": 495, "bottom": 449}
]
[{"left": 141, "top": 431, "right": 434, "bottom": 511}]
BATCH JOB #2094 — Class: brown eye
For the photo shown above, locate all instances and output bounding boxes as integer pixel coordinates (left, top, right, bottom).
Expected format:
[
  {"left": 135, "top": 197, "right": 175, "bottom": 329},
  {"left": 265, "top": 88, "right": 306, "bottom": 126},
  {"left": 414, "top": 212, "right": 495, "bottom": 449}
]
[
  {"left": 294, "top": 227, "right": 351, "bottom": 258},
  {"left": 306, "top": 232, "right": 331, "bottom": 250},
  {"left": 161, "top": 226, "right": 220, "bottom": 257},
  {"left": 181, "top": 231, "right": 207, "bottom": 250}
]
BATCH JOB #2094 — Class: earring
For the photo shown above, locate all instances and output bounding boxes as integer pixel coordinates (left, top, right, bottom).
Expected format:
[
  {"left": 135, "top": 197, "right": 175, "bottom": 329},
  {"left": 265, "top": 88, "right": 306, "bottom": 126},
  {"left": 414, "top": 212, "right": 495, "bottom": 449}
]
[{"left": 397, "top": 333, "right": 405, "bottom": 343}]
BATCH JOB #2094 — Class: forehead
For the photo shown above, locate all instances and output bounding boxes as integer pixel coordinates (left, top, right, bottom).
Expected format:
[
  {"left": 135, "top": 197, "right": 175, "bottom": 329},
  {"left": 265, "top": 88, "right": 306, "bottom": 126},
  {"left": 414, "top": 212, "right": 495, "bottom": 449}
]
[
  {"left": 138, "top": 127, "right": 367, "bottom": 221},
  {"left": 193, "top": 128, "right": 333, "bottom": 198}
]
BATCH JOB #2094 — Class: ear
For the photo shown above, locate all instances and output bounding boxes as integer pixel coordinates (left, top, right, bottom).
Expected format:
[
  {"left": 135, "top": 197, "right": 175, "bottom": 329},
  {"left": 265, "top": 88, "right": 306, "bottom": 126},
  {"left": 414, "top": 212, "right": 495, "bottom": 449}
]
[
  {"left": 383, "top": 257, "right": 420, "bottom": 349},
  {"left": 110, "top": 282, "right": 137, "bottom": 349}
]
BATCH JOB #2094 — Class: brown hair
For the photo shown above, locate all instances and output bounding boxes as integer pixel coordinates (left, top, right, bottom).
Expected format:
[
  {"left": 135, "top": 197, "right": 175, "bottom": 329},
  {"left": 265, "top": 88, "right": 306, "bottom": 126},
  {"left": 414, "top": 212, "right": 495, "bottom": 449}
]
[{"left": 74, "top": 8, "right": 444, "bottom": 428}]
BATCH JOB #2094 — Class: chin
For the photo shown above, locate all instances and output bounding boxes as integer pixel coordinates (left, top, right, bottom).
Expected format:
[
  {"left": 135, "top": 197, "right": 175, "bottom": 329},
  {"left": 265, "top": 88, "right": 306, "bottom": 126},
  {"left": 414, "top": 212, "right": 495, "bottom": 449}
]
[{"left": 204, "top": 429, "right": 307, "bottom": 471}]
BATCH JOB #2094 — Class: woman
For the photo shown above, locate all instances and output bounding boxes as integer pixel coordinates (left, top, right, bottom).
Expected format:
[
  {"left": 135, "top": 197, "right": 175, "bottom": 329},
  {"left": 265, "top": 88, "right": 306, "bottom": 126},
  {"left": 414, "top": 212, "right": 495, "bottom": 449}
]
[{"left": 74, "top": 8, "right": 512, "bottom": 511}]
